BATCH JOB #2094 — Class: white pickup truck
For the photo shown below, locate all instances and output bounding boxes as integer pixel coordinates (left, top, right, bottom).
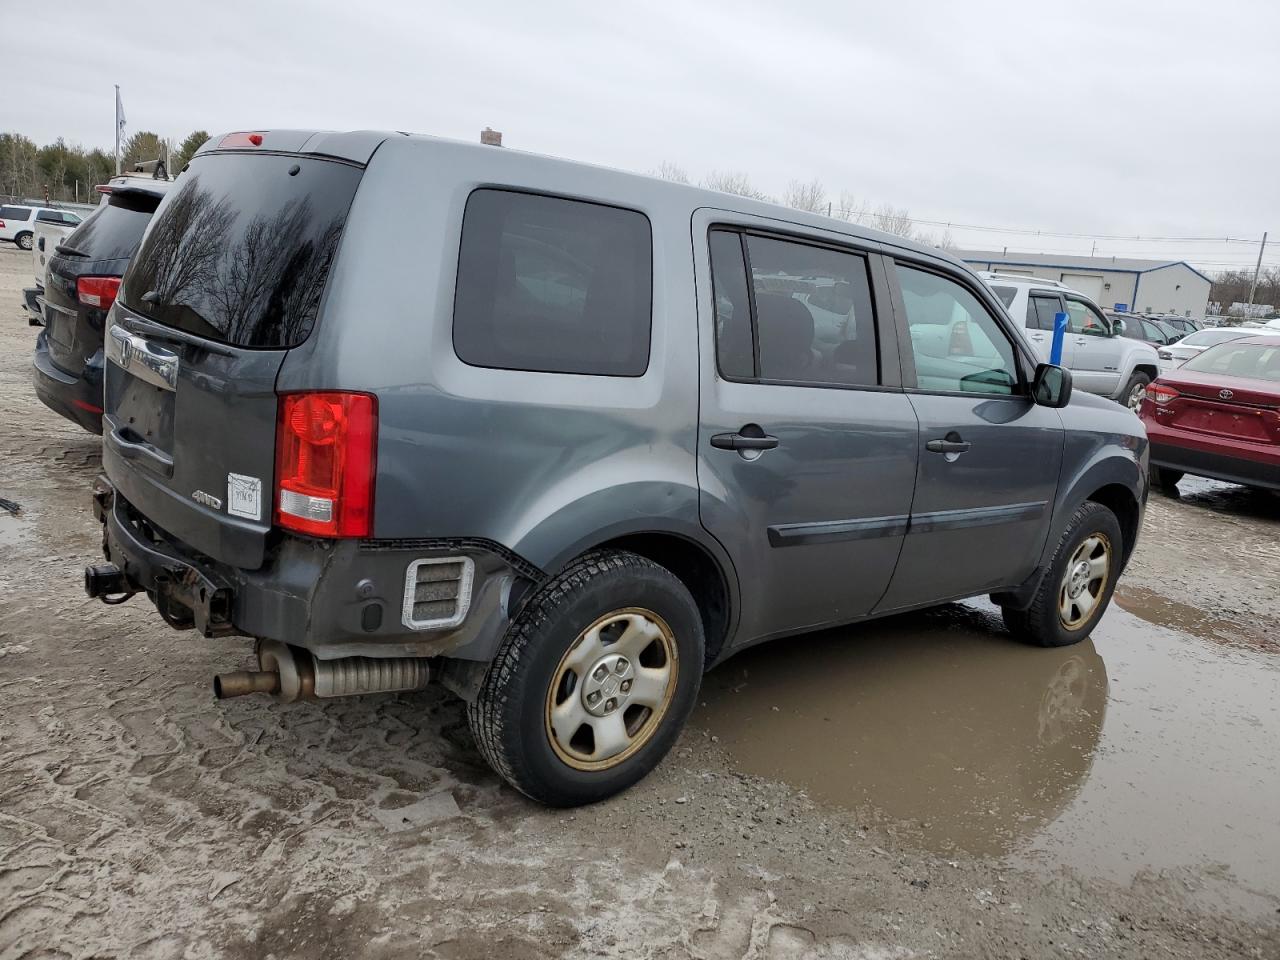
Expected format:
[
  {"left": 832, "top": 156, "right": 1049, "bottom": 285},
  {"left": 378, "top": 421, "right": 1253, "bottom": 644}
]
[{"left": 22, "top": 206, "right": 99, "bottom": 325}]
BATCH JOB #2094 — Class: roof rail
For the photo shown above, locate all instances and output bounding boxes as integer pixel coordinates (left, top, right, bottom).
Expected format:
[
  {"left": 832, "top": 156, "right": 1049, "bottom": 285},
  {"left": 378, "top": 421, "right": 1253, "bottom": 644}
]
[{"left": 978, "top": 271, "right": 1070, "bottom": 289}]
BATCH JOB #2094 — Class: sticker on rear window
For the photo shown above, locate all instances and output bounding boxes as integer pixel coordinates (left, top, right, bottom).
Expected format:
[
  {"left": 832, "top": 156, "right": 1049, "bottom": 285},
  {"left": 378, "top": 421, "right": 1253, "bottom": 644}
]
[{"left": 227, "top": 473, "right": 262, "bottom": 520}]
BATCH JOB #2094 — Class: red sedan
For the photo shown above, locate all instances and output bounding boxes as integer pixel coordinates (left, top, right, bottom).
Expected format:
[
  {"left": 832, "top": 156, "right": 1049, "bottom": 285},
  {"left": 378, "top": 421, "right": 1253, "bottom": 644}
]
[{"left": 1139, "top": 336, "right": 1280, "bottom": 493}]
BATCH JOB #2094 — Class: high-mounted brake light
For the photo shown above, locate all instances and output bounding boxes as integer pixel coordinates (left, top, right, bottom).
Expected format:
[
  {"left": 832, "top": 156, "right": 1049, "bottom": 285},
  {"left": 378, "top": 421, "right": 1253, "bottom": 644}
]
[
  {"left": 275, "top": 392, "right": 377, "bottom": 538},
  {"left": 1147, "top": 384, "right": 1180, "bottom": 405},
  {"left": 219, "top": 131, "right": 266, "bottom": 148},
  {"left": 77, "top": 276, "right": 122, "bottom": 310},
  {"left": 95, "top": 184, "right": 112, "bottom": 195}
]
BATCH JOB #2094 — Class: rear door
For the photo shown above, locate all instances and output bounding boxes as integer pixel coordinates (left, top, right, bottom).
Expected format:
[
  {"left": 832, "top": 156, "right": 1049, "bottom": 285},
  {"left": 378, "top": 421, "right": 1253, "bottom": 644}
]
[
  {"left": 694, "top": 212, "right": 919, "bottom": 644},
  {"left": 103, "top": 148, "right": 365, "bottom": 569},
  {"left": 1024, "top": 291, "right": 1073, "bottom": 367},
  {"left": 876, "top": 259, "right": 1063, "bottom": 611},
  {"left": 1064, "top": 294, "right": 1124, "bottom": 396}
]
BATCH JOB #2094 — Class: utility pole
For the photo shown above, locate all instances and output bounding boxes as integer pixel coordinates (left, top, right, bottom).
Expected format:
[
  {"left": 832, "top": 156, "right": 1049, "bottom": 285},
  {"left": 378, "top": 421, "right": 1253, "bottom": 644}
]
[{"left": 1247, "top": 232, "right": 1268, "bottom": 306}]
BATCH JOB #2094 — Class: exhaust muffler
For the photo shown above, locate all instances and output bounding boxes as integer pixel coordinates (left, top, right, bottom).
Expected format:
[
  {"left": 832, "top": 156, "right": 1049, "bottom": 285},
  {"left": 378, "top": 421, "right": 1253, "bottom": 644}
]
[{"left": 214, "top": 640, "right": 430, "bottom": 702}]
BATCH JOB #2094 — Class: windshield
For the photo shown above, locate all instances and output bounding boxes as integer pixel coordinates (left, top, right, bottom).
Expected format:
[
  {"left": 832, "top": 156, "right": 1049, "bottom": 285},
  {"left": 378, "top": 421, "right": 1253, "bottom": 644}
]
[
  {"left": 122, "top": 152, "right": 362, "bottom": 348},
  {"left": 1183, "top": 341, "right": 1280, "bottom": 382}
]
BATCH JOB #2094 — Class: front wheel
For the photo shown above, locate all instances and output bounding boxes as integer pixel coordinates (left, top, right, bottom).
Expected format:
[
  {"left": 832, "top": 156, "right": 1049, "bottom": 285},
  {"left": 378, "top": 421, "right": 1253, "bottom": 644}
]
[
  {"left": 1002, "top": 501, "right": 1123, "bottom": 647},
  {"left": 467, "top": 550, "right": 704, "bottom": 806},
  {"left": 15, "top": 232, "right": 33, "bottom": 251},
  {"left": 1121, "top": 371, "right": 1151, "bottom": 411}
]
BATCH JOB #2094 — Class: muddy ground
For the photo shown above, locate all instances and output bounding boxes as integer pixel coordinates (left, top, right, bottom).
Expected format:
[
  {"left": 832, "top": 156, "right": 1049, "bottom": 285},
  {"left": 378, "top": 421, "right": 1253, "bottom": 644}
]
[{"left": 0, "top": 243, "right": 1277, "bottom": 959}]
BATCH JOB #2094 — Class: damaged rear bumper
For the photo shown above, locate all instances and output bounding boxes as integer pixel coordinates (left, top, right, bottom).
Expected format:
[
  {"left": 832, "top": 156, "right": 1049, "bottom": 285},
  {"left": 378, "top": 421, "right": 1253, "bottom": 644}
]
[{"left": 88, "top": 476, "right": 539, "bottom": 662}]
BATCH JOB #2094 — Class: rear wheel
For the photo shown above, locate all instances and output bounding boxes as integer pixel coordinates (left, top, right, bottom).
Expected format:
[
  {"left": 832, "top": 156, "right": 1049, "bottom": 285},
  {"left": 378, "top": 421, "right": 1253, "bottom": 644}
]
[
  {"left": 1002, "top": 501, "right": 1123, "bottom": 647},
  {"left": 15, "top": 232, "right": 33, "bottom": 251},
  {"left": 1121, "top": 371, "right": 1151, "bottom": 411},
  {"left": 467, "top": 550, "right": 704, "bottom": 806},
  {"left": 1151, "top": 466, "right": 1183, "bottom": 493}
]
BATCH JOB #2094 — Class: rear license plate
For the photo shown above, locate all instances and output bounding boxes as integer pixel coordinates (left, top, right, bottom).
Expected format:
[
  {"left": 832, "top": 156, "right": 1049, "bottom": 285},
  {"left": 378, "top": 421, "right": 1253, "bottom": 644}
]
[{"left": 1177, "top": 406, "right": 1269, "bottom": 441}]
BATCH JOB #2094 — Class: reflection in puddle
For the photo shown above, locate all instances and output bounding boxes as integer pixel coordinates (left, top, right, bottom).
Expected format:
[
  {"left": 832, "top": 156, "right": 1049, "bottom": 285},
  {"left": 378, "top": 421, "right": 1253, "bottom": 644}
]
[
  {"left": 699, "top": 600, "right": 1280, "bottom": 910},
  {"left": 699, "top": 604, "right": 1106, "bottom": 857}
]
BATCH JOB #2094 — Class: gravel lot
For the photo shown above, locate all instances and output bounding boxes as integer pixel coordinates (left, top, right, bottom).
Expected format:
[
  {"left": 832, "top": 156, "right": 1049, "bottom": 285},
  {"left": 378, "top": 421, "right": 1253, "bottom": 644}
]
[{"left": 1, "top": 243, "right": 1277, "bottom": 959}]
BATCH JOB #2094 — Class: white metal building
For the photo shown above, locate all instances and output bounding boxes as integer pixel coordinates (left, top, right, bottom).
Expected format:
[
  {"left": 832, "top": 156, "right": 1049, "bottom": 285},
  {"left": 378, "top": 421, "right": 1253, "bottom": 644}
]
[{"left": 958, "top": 250, "right": 1212, "bottom": 318}]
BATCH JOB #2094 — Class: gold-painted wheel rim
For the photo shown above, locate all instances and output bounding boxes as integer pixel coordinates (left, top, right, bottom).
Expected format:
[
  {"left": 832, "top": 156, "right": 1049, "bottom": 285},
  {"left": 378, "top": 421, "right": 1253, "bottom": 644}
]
[
  {"left": 544, "top": 607, "right": 678, "bottom": 771},
  {"left": 1058, "top": 533, "right": 1112, "bottom": 630}
]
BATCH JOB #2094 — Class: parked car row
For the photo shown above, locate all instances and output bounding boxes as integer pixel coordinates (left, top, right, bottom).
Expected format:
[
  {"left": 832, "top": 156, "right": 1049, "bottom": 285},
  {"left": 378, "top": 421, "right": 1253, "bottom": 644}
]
[
  {"left": 1, "top": 203, "right": 83, "bottom": 251},
  {"left": 67, "top": 128, "right": 1152, "bottom": 806}
]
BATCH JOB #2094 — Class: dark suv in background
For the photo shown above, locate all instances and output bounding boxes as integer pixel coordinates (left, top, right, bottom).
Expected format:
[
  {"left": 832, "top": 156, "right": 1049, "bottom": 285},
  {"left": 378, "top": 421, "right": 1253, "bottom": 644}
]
[
  {"left": 84, "top": 130, "right": 1148, "bottom": 806},
  {"left": 33, "top": 177, "right": 173, "bottom": 433}
]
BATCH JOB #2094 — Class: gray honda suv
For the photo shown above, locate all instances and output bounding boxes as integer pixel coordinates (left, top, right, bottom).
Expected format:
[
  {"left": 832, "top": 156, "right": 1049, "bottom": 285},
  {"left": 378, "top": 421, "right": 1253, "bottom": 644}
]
[{"left": 84, "top": 130, "right": 1148, "bottom": 806}]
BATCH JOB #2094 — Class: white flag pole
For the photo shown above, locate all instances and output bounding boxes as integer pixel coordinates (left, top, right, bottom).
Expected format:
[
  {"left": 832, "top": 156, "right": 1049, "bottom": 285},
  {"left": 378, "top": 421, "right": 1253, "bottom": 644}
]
[{"left": 114, "top": 85, "right": 123, "bottom": 175}]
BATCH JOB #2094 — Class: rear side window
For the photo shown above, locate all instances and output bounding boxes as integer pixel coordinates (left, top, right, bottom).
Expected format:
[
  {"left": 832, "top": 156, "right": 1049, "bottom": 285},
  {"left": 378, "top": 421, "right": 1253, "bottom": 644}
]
[
  {"left": 1027, "top": 295, "right": 1062, "bottom": 331},
  {"left": 0, "top": 205, "right": 32, "bottom": 220},
  {"left": 453, "top": 189, "right": 652, "bottom": 376},
  {"left": 708, "top": 228, "right": 879, "bottom": 387},
  {"left": 124, "top": 152, "right": 362, "bottom": 348},
  {"left": 61, "top": 192, "right": 161, "bottom": 261},
  {"left": 990, "top": 284, "right": 1017, "bottom": 308}
]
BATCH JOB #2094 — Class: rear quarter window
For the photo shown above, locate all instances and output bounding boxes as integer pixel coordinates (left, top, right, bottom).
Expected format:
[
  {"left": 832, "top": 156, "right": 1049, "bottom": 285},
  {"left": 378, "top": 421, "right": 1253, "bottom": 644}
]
[
  {"left": 453, "top": 189, "right": 653, "bottom": 376},
  {"left": 0, "top": 205, "right": 32, "bottom": 220}
]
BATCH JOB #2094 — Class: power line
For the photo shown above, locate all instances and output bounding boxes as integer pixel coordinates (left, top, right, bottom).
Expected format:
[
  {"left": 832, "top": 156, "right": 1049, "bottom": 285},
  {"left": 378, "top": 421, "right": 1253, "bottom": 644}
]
[{"left": 906, "top": 216, "right": 1262, "bottom": 244}]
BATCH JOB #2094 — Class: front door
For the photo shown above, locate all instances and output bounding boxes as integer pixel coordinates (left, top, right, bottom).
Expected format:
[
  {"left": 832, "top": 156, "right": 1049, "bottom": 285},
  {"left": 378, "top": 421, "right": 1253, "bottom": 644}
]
[
  {"left": 877, "top": 261, "right": 1064, "bottom": 611},
  {"left": 694, "top": 215, "right": 919, "bottom": 644},
  {"left": 1065, "top": 295, "right": 1124, "bottom": 396}
]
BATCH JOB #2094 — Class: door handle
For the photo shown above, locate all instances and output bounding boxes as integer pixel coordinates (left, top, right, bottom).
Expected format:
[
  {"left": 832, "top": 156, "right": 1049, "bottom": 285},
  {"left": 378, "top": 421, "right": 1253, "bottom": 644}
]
[
  {"left": 711, "top": 429, "right": 779, "bottom": 451},
  {"left": 1073, "top": 337, "right": 1090, "bottom": 345},
  {"left": 926, "top": 436, "right": 971, "bottom": 455}
]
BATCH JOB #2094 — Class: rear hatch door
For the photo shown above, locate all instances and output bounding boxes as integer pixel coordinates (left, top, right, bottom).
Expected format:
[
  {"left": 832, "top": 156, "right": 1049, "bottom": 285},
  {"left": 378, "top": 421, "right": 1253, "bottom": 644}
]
[
  {"left": 42, "top": 190, "right": 159, "bottom": 376},
  {"left": 104, "top": 145, "right": 366, "bottom": 569}
]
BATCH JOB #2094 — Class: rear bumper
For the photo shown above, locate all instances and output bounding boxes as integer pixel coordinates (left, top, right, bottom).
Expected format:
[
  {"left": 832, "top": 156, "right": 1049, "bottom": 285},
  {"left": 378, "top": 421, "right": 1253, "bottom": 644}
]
[
  {"left": 22, "top": 285, "right": 43, "bottom": 324},
  {"left": 90, "top": 477, "right": 539, "bottom": 661},
  {"left": 33, "top": 338, "right": 104, "bottom": 434},
  {"left": 1147, "top": 422, "right": 1280, "bottom": 490}
]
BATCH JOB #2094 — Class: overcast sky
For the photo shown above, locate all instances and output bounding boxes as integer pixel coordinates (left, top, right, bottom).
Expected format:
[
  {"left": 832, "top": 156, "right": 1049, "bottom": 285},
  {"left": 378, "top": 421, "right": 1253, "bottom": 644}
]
[{"left": 7, "top": 0, "right": 1278, "bottom": 271}]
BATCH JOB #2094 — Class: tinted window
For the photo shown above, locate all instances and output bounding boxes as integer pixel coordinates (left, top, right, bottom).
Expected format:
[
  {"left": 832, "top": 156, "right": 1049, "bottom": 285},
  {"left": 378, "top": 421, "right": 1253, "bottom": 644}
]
[
  {"left": 1117, "top": 317, "right": 1145, "bottom": 340},
  {"left": 708, "top": 230, "right": 754, "bottom": 379},
  {"left": 0, "top": 205, "right": 32, "bottom": 220},
  {"left": 745, "top": 235, "right": 877, "bottom": 386},
  {"left": 36, "top": 210, "right": 61, "bottom": 222},
  {"left": 1027, "top": 295, "right": 1061, "bottom": 331},
  {"left": 124, "top": 153, "right": 362, "bottom": 348},
  {"left": 454, "top": 189, "right": 652, "bottom": 376},
  {"left": 61, "top": 191, "right": 162, "bottom": 261},
  {"left": 990, "top": 284, "right": 1017, "bottom": 308},
  {"left": 897, "top": 265, "right": 1019, "bottom": 395},
  {"left": 1184, "top": 342, "right": 1280, "bottom": 382},
  {"left": 1065, "top": 297, "right": 1110, "bottom": 336}
]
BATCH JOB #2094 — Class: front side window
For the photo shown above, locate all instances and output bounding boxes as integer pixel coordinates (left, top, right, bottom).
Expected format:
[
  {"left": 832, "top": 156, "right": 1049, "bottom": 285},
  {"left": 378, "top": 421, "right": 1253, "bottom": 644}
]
[
  {"left": 1065, "top": 297, "right": 1111, "bottom": 337},
  {"left": 897, "top": 265, "right": 1020, "bottom": 396},
  {"left": 454, "top": 189, "right": 652, "bottom": 376}
]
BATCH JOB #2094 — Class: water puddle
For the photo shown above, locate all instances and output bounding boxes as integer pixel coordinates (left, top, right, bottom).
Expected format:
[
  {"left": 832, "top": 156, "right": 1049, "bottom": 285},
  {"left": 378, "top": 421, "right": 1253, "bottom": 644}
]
[
  {"left": 1114, "top": 584, "right": 1272, "bottom": 650},
  {"left": 698, "top": 600, "right": 1280, "bottom": 912}
]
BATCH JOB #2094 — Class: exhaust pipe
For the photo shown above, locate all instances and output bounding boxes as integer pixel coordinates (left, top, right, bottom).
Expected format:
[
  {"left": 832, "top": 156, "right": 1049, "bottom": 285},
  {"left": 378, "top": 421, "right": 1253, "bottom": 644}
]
[{"left": 214, "top": 640, "right": 430, "bottom": 702}]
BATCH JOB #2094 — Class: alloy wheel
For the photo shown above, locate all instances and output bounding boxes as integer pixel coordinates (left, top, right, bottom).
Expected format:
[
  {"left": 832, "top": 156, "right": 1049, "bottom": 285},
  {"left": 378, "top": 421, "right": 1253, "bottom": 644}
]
[{"left": 1058, "top": 534, "right": 1112, "bottom": 630}]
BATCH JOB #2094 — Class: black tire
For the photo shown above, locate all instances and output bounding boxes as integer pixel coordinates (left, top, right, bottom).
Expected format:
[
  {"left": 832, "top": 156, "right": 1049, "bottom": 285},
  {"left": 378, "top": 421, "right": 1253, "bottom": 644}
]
[
  {"left": 1002, "top": 501, "right": 1124, "bottom": 647},
  {"left": 15, "top": 232, "right": 33, "bottom": 251},
  {"left": 467, "top": 549, "right": 704, "bottom": 806},
  {"left": 1120, "top": 371, "right": 1151, "bottom": 411},
  {"left": 1151, "top": 465, "right": 1183, "bottom": 493}
]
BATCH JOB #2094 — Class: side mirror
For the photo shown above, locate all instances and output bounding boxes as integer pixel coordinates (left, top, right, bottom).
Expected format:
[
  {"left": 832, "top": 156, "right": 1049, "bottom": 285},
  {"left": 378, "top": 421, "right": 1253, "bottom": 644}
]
[{"left": 1033, "top": 363, "right": 1073, "bottom": 408}]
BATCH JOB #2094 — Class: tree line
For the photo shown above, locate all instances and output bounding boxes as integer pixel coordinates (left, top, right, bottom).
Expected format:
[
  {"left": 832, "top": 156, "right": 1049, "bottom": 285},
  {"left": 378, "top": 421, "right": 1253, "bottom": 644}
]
[
  {"left": 1208, "top": 267, "right": 1280, "bottom": 315},
  {"left": 1, "top": 130, "right": 210, "bottom": 204},
  {"left": 653, "top": 161, "right": 953, "bottom": 249}
]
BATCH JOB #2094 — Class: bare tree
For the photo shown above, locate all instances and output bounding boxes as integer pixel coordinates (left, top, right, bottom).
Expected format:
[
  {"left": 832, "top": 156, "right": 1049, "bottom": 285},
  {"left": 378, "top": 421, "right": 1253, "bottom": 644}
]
[
  {"left": 782, "top": 178, "right": 827, "bottom": 214},
  {"left": 652, "top": 160, "right": 690, "bottom": 184},
  {"left": 703, "top": 170, "right": 771, "bottom": 202},
  {"left": 869, "top": 203, "right": 915, "bottom": 238},
  {"left": 834, "top": 191, "right": 867, "bottom": 223}
]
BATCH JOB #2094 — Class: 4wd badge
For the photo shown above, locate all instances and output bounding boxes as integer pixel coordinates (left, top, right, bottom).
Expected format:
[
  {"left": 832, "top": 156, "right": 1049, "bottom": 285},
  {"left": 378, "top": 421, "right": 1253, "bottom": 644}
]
[{"left": 192, "top": 489, "right": 222, "bottom": 510}]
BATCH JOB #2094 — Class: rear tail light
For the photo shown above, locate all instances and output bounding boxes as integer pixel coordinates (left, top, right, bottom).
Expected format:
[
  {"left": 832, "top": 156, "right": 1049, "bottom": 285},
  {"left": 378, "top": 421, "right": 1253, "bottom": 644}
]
[
  {"left": 76, "top": 276, "right": 122, "bottom": 310},
  {"left": 275, "top": 392, "right": 377, "bottom": 538},
  {"left": 0, "top": 220, "right": 6, "bottom": 228},
  {"left": 1147, "top": 384, "right": 1180, "bottom": 405}
]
